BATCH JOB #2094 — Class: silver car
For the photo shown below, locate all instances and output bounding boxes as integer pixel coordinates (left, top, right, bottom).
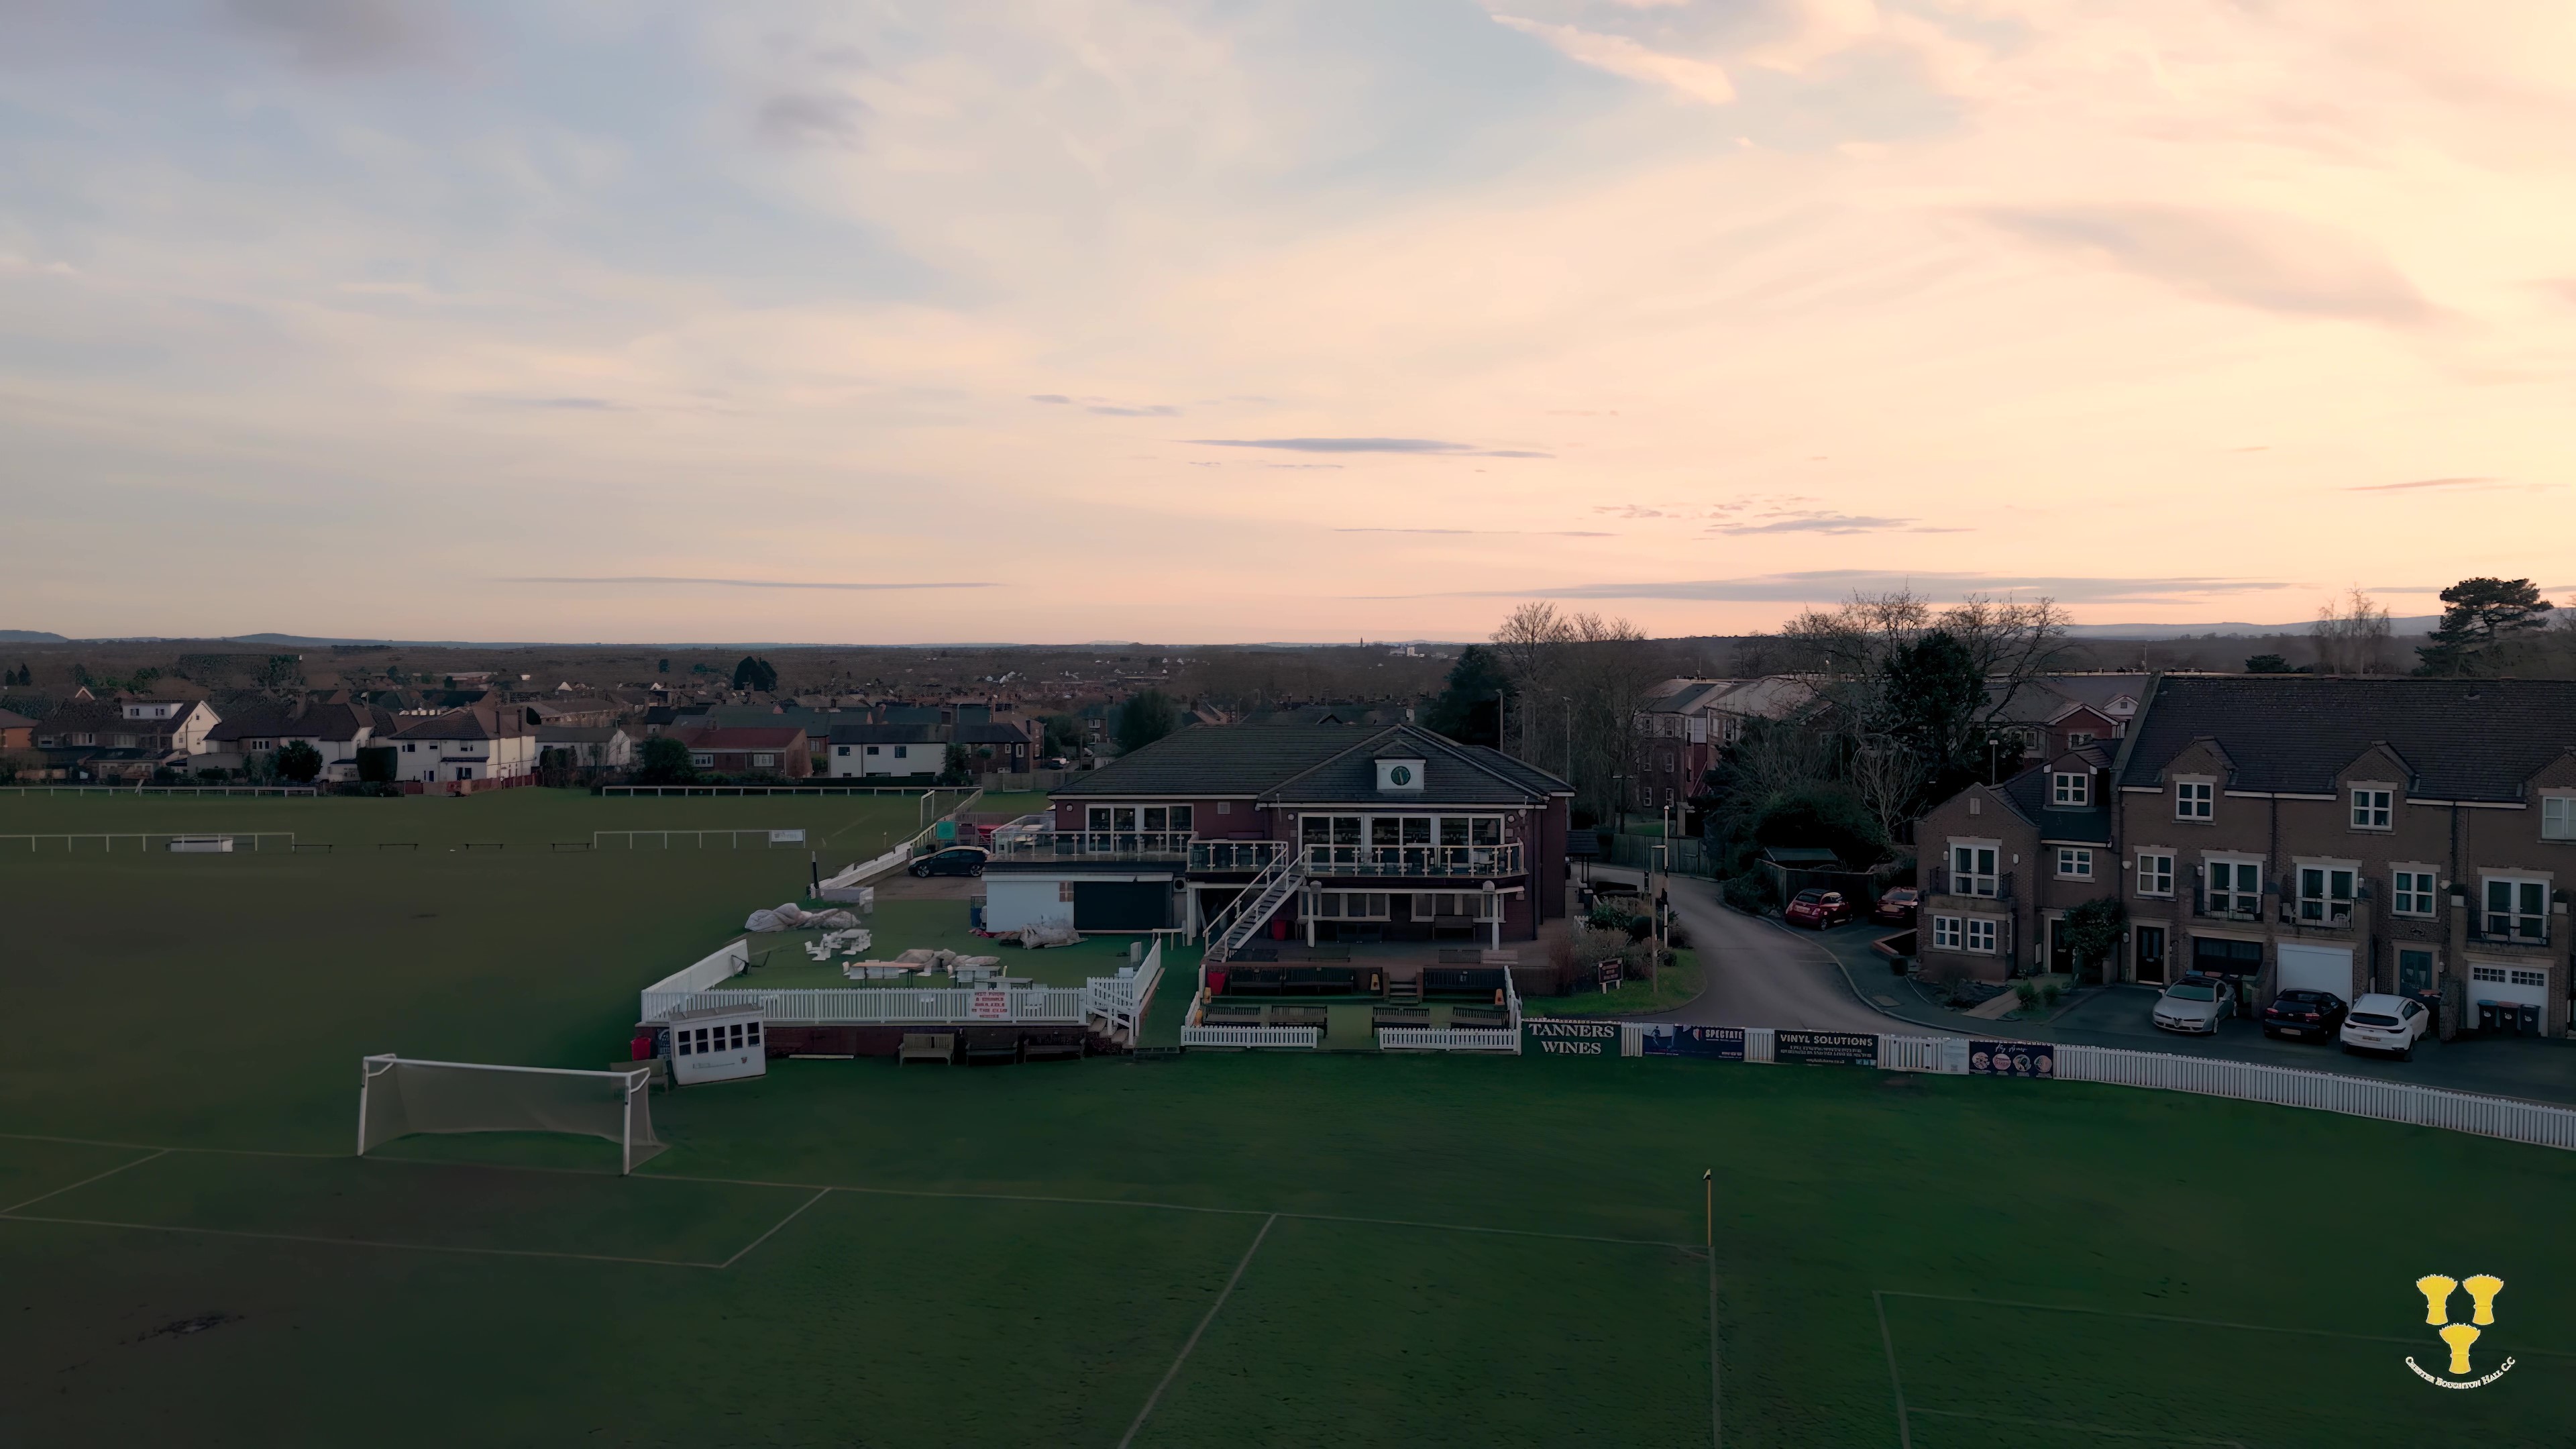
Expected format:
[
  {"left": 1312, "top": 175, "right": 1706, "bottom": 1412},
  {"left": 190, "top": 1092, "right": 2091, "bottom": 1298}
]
[{"left": 2153, "top": 975, "right": 2234, "bottom": 1034}]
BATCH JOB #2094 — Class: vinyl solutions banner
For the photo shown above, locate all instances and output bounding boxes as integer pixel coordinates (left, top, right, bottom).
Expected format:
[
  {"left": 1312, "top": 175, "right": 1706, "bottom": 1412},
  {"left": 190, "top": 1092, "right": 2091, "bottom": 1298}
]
[
  {"left": 1773, "top": 1030, "right": 1879, "bottom": 1067},
  {"left": 1523, "top": 1020, "right": 1620, "bottom": 1059},
  {"left": 1969, "top": 1040, "right": 2055, "bottom": 1078}
]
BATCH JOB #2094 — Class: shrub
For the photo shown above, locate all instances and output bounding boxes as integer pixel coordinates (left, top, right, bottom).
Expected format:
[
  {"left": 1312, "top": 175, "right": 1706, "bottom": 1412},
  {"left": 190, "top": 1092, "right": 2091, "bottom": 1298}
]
[
  {"left": 1667, "top": 923, "right": 1691, "bottom": 949},
  {"left": 2014, "top": 979, "right": 2040, "bottom": 1009},
  {"left": 1721, "top": 873, "right": 1772, "bottom": 914},
  {"left": 2039, "top": 979, "right": 2063, "bottom": 1008}
]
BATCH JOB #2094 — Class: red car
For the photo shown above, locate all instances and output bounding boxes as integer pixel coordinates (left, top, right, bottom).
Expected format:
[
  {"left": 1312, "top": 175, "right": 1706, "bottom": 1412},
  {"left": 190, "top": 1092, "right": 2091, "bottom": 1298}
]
[
  {"left": 1783, "top": 889, "right": 1854, "bottom": 928},
  {"left": 1871, "top": 888, "right": 1920, "bottom": 925}
]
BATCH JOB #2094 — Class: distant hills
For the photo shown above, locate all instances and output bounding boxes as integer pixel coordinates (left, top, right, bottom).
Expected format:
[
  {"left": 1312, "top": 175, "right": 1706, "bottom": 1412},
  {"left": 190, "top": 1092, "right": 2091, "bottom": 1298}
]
[{"left": 2062, "top": 616, "right": 2439, "bottom": 641}]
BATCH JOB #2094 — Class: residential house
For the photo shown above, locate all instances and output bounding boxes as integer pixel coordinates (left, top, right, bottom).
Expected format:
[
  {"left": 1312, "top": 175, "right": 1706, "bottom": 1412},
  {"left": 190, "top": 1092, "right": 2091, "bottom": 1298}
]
[
  {"left": 986, "top": 724, "right": 1573, "bottom": 950},
  {"left": 538, "top": 723, "right": 639, "bottom": 772},
  {"left": 201, "top": 700, "right": 391, "bottom": 781},
  {"left": 34, "top": 696, "right": 223, "bottom": 780},
  {"left": 955, "top": 719, "right": 1042, "bottom": 776},
  {"left": 1633, "top": 676, "right": 1821, "bottom": 812},
  {"left": 0, "top": 708, "right": 33, "bottom": 752},
  {"left": 677, "top": 726, "right": 812, "bottom": 778},
  {"left": 1913, "top": 676, "right": 2576, "bottom": 1038},
  {"left": 390, "top": 702, "right": 540, "bottom": 784},
  {"left": 826, "top": 722, "right": 947, "bottom": 778}
]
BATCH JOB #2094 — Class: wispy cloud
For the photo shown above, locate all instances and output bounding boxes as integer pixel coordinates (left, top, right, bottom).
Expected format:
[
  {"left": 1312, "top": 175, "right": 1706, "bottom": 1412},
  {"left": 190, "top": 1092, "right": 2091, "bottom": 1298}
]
[
  {"left": 1368, "top": 572, "right": 2298, "bottom": 604},
  {"left": 1191, "top": 437, "right": 1551, "bottom": 458},
  {"left": 1489, "top": 16, "right": 1735, "bottom": 105},
  {"left": 1334, "top": 527, "right": 1614, "bottom": 537},
  {"left": 219, "top": 0, "right": 451, "bottom": 71},
  {"left": 1708, "top": 511, "right": 1958, "bottom": 535},
  {"left": 1978, "top": 205, "right": 2439, "bottom": 327},
  {"left": 2344, "top": 476, "right": 2508, "bottom": 492},
  {"left": 498, "top": 577, "right": 995, "bottom": 592},
  {"left": 475, "top": 394, "right": 627, "bottom": 411},
  {"left": 1032, "top": 394, "right": 1181, "bottom": 417},
  {"left": 757, "top": 91, "right": 866, "bottom": 149}
]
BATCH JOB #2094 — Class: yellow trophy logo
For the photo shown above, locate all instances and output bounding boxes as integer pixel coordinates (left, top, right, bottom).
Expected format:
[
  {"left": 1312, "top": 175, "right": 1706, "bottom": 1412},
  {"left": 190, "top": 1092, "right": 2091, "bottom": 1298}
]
[{"left": 2406, "top": 1273, "right": 2512, "bottom": 1389}]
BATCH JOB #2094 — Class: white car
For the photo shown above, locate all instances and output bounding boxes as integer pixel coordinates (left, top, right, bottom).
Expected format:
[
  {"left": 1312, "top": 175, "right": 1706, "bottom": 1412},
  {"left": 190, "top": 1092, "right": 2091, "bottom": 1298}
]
[{"left": 2340, "top": 993, "right": 2430, "bottom": 1061}]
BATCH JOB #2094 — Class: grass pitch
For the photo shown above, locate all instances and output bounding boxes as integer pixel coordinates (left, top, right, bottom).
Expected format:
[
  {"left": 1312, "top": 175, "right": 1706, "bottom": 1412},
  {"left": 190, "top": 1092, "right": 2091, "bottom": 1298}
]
[{"left": 7, "top": 791, "right": 2576, "bottom": 1446}]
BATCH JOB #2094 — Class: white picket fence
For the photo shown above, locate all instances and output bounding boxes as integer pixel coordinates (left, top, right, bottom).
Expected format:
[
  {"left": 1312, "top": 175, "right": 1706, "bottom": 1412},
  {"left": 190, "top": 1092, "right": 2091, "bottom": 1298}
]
[
  {"left": 2050, "top": 1042, "right": 2576, "bottom": 1150},
  {"left": 1378, "top": 1027, "right": 1519, "bottom": 1052},
  {"left": 1089, "top": 945, "right": 1163, "bottom": 1040},
  {"left": 641, "top": 985, "right": 1087, "bottom": 1025},
  {"left": 1182, "top": 1025, "right": 1322, "bottom": 1049}
]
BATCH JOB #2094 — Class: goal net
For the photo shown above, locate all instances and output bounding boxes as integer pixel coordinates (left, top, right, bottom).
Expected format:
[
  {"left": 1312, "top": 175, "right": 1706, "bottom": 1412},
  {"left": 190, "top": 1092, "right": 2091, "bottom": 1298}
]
[{"left": 358, "top": 1055, "right": 663, "bottom": 1175}]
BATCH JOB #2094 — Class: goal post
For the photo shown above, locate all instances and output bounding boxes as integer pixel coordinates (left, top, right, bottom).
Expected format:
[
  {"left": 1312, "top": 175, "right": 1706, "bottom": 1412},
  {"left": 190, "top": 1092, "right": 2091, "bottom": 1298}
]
[{"left": 358, "top": 1055, "right": 663, "bottom": 1175}]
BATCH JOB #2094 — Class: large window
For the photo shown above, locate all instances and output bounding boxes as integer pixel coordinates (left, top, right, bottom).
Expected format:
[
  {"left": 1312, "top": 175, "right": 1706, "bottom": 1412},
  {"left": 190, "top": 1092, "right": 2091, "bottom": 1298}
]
[
  {"left": 2176, "top": 780, "right": 2214, "bottom": 820},
  {"left": 2056, "top": 847, "right": 2093, "bottom": 880},
  {"left": 2205, "top": 858, "right": 2262, "bottom": 916},
  {"left": 1948, "top": 843, "right": 1998, "bottom": 897},
  {"left": 1931, "top": 916, "right": 1962, "bottom": 950},
  {"left": 2295, "top": 865, "right": 2356, "bottom": 924},
  {"left": 2351, "top": 788, "right": 2392, "bottom": 830},
  {"left": 2051, "top": 772, "right": 2090, "bottom": 807},
  {"left": 1303, "top": 814, "right": 1503, "bottom": 872},
  {"left": 1966, "top": 918, "right": 1998, "bottom": 953},
  {"left": 2545, "top": 796, "right": 2576, "bottom": 841},
  {"left": 2483, "top": 877, "right": 2548, "bottom": 942},
  {"left": 2136, "top": 851, "right": 2174, "bottom": 898},
  {"left": 1310, "top": 892, "right": 1391, "bottom": 920},
  {"left": 2391, "top": 869, "right": 2438, "bottom": 918}
]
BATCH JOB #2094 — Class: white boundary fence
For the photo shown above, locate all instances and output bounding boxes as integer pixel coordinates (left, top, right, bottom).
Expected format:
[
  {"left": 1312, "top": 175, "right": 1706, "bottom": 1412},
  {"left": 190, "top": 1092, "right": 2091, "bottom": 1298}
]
[
  {"left": 1379, "top": 1026, "right": 1518, "bottom": 1052},
  {"left": 0, "top": 831, "right": 298, "bottom": 852},
  {"left": 2, "top": 785, "right": 319, "bottom": 796},
  {"left": 816, "top": 843, "right": 912, "bottom": 898},
  {"left": 1611, "top": 1022, "right": 2576, "bottom": 1154},
  {"left": 594, "top": 828, "right": 810, "bottom": 849}
]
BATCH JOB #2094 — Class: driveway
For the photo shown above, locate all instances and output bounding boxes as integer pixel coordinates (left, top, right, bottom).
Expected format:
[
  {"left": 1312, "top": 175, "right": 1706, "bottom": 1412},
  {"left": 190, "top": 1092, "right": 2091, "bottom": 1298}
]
[{"left": 1589, "top": 869, "right": 1892, "bottom": 1034}]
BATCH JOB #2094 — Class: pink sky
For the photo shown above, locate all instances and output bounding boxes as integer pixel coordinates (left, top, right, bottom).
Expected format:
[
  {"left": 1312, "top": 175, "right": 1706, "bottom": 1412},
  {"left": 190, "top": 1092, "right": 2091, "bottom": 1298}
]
[{"left": 3, "top": 1, "right": 2573, "bottom": 641}]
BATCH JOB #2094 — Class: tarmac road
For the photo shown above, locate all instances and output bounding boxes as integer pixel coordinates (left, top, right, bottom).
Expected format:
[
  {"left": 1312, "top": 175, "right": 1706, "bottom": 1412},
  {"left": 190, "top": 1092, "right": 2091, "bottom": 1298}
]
[{"left": 1595, "top": 868, "right": 1898, "bottom": 1033}]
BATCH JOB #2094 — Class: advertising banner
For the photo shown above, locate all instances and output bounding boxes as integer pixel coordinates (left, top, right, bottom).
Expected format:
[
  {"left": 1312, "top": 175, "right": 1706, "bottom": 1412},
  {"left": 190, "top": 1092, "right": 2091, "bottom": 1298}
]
[
  {"left": 1636, "top": 1024, "right": 1678, "bottom": 1055},
  {"left": 1969, "top": 1040, "right": 2055, "bottom": 1078},
  {"left": 769, "top": 828, "right": 808, "bottom": 844},
  {"left": 1675, "top": 1026, "right": 1747, "bottom": 1060},
  {"left": 1774, "top": 1030, "right": 1879, "bottom": 1067},
  {"left": 1523, "top": 1019, "right": 1619, "bottom": 1059},
  {"left": 969, "top": 991, "right": 1010, "bottom": 1020}
]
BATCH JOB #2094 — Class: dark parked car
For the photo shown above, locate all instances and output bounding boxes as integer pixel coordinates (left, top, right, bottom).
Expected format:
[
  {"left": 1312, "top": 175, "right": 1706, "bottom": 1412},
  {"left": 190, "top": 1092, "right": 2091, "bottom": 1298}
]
[
  {"left": 2261, "top": 989, "right": 2348, "bottom": 1040},
  {"left": 1783, "top": 889, "right": 1853, "bottom": 928},
  {"left": 1871, "top": 888, "right": 1920, "bottom": 925},
  {"left": 908, "top": 846, "right": 989, "bottom": 877}
]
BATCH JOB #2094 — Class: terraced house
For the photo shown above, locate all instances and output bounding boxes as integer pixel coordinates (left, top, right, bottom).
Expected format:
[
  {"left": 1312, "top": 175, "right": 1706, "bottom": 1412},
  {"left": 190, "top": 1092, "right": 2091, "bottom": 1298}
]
[{"left": 1915, "top": 676, "right": 2576, "bottom": 1037}]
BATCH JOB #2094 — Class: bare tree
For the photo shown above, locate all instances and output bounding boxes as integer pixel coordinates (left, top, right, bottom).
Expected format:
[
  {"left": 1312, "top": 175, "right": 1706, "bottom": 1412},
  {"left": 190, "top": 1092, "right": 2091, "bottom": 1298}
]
[
  {"left": 2311, "top": 587, "right": 2393, "bottom": 676},
  {"left": 1489, "top": 602, "right": 1570, "bottom": 759},
  {"left": 1845, "top": 735, "right": 1921, "bottom": 853}
]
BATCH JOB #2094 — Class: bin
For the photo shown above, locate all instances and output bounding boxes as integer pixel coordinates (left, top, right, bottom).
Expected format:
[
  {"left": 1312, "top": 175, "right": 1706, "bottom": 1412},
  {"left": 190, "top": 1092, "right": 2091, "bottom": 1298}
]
[
  {"left": 2477, "top": 1000, "right": 2500, "bottom": 1033},
  {"left": 2520, "top": 1002, "right": 2541, "bottom": 1036}
]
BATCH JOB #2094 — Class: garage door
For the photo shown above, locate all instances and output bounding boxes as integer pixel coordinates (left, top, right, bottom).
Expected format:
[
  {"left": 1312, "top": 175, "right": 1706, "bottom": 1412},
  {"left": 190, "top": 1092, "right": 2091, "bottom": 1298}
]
[
  {"left": 2467, "top": 962, "right": 2548, "bottom": 1008},
  {"left": 1074, "top": 880, "right": 1171, "bottom": 932},
  {"left": 2275, "top": 943, "right": 2353, "bottom": 996}
]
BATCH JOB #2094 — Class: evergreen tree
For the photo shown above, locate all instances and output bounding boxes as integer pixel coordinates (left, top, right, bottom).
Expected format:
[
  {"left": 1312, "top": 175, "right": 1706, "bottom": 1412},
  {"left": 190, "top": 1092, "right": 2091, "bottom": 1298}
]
[
  {"left": 1114, "top": 689, "right": 1181, "bottom": 753},
  {"left": 1426, "top": 645, "right": 1507, "bottom": 747},
  {"left": 2418, "top": 578, "right": 2552, "bottom": 676}
]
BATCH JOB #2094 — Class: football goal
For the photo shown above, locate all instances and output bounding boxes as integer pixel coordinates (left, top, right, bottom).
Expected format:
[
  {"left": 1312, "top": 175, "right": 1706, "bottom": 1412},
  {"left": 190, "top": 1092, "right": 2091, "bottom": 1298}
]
[{"left": 358, "top": 1055, "right": 664, "bottom": 1175}]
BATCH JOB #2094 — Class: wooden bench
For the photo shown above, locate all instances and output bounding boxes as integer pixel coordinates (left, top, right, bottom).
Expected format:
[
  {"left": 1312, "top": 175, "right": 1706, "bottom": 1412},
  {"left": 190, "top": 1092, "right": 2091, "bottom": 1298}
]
[
  {"left": 1270, "top": 1006, "right": 1328, "bottom": 1033},
  {"left": 1023, "top": 1040, "right": 1085, "bottom": 1063},
  {"left": 1203, "top": 1007, "right": 1267, "bottom": 1028},
  {"left": 898, "top": 1032, "right": 955, "bottom": 1066},
  {"left": 1372, "top": 1006, "right": 1432, "bottom": 1029},
  {"left": 1450, "top": 1006, "right": 1509, "bottom": 1030},
  {"left": 1298, "top": 945, "right": 1354, "bottom": 963}
]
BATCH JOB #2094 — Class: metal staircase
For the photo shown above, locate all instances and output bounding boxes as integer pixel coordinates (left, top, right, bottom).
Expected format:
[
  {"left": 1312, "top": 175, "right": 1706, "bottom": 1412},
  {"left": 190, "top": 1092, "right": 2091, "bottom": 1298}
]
[{"left": 1204, "top": 850, "right": 1307, "bottom": 967}]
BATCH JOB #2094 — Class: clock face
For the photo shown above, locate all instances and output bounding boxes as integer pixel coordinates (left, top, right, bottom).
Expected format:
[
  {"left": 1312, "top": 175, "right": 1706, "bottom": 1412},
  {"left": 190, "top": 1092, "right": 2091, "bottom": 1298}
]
[{"left": 1389, "top": 765, "right": 1412, "bottom": 786}]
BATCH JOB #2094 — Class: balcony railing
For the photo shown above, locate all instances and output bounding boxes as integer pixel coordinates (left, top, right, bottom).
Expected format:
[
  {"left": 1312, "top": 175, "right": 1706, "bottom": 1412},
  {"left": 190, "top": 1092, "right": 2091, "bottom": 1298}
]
[
  {"left": 2469, "top": 918, "right": 2551, "bottom": 949},
  {"left": 2281, "top": 902, "right": 2357, "bottom": 930},
  {"left": 1301, "top": 843, "right": 1525, "bottom": 878},
  {"left": 988, "top": 830, "right": 1193, "bottom": 861},
  {"left": 1189, "top": 839, "right": 1287, "bottom": 872},
  {"left": 1927, "top": 867, "right": 2014, "bottom": 902},
  {"left": 2190, "top": 885, "right": 2265, "bottom": 923}
]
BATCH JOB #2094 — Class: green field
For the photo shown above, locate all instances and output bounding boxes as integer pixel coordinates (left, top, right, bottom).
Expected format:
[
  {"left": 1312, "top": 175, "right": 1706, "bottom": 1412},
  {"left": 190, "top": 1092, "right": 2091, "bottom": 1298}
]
[{"left": 6, "top": 791, "right": 2575, "bottom": 1446}]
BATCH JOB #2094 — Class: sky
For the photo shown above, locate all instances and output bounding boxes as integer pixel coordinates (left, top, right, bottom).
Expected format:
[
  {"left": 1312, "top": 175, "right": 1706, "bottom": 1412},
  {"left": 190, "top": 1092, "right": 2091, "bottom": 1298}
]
[{"left": 3, "top": 0, "right": 2574, "bottom": 644}]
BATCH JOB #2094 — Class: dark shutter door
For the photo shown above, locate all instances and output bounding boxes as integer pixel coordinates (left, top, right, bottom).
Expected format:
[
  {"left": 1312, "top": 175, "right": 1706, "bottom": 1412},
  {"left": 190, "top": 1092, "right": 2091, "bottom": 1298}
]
[{"left": 1074, "top": 881, "right": 1169, "bottom": 931}]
